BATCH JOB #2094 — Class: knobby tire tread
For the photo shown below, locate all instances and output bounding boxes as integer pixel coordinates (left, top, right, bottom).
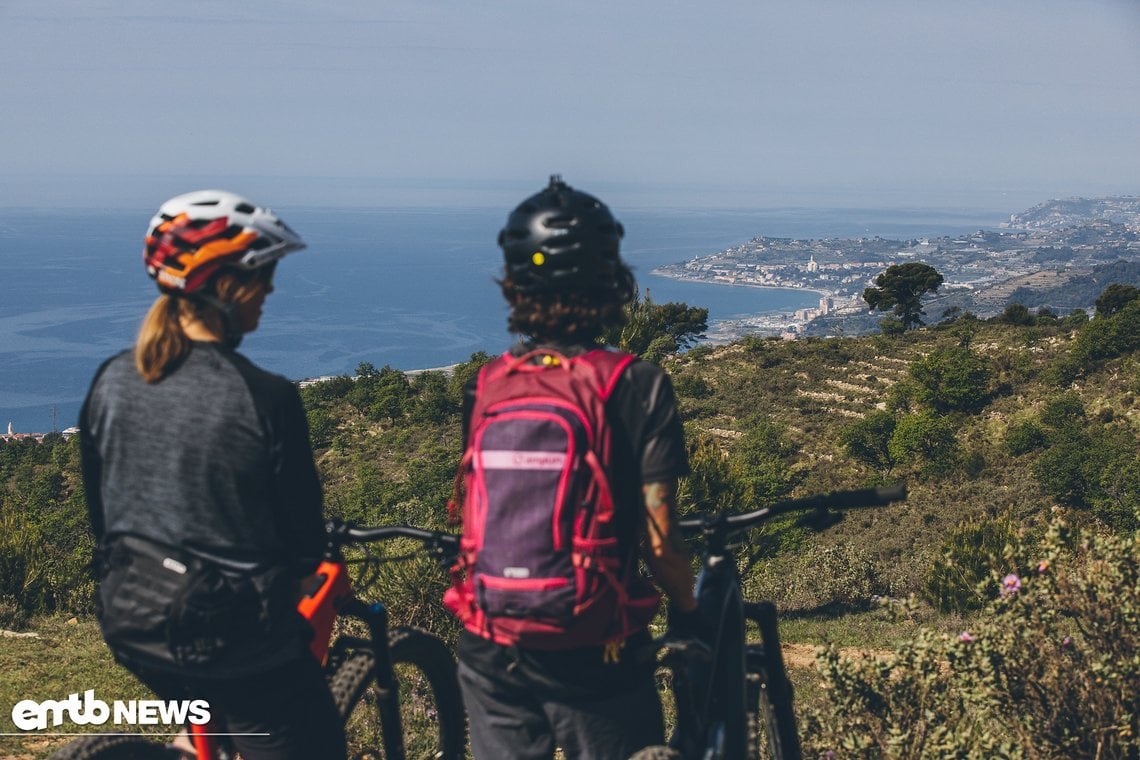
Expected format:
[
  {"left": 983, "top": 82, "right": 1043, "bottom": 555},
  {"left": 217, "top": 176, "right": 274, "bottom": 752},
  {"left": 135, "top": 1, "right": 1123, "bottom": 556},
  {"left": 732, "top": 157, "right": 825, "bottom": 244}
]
[
  {"left": 329, "top": 625, "right": 464, "bottom": 760},
  {"left": 748, "top": 665, "right": 801, "bottom": 760}
]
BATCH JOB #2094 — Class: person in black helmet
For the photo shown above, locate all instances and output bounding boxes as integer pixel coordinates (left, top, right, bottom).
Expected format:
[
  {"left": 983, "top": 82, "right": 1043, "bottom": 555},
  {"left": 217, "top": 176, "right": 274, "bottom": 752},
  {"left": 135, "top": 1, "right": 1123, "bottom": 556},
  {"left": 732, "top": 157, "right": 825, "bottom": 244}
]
[{"left": 448, "top": 176, "right": 701, "bottom": 760}]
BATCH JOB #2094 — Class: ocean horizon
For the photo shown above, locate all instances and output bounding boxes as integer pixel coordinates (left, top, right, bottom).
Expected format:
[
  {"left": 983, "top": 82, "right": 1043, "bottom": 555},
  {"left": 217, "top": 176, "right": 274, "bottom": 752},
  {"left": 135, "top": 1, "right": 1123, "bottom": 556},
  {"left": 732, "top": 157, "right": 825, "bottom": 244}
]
[{"left": 0, "top": 204, "right": 1005, "bottom": 433}]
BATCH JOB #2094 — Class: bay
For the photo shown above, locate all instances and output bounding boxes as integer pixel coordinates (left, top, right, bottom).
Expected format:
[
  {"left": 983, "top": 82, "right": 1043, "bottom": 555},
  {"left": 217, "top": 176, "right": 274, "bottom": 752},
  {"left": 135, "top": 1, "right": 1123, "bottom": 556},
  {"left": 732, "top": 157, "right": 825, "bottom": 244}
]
[{"left": 0, "top": 204, "right": 1002, "bottom": 432}]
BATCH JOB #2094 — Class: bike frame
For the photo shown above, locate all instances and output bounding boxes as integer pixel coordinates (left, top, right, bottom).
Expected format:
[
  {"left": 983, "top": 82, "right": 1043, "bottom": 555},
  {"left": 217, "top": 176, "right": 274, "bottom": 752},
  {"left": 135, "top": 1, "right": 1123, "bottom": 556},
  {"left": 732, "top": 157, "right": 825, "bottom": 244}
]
[
  {"left": 184, "top": 557, "right": 388, "bottom": 758},
  {"left": 185, "top": 523, "right": 452, "bottom": 760},
  {"left": 679, "top": 520, "right": 754, "bottom": 759},
  {"left": 665, "top": 486, "right": 905, "bottom": 760}
]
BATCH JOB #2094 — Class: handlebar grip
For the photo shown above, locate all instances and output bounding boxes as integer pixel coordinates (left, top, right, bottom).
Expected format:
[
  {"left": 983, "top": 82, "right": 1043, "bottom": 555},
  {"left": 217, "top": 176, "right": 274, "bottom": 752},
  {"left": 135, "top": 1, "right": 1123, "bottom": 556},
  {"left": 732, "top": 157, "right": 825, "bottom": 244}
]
[{"left": 824, "top": 484, "right": 906, "bottom": 508}]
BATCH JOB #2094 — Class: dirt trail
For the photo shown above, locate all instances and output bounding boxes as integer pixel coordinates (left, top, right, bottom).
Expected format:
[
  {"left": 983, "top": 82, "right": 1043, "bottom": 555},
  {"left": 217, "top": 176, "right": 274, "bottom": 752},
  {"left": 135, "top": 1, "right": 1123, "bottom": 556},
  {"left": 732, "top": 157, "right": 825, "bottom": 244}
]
[{"left": 781, "top": 642, "right": 891, "bottom": 670}]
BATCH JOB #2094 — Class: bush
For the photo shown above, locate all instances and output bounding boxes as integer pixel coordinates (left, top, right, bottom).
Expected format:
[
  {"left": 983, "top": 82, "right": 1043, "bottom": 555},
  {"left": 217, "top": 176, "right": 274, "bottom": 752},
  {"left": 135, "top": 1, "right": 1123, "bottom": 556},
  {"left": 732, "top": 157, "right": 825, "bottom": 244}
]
[
  {"left": 922, "top": 513, "right": 1019, "bottom": 613},
  {"left": 839, "top": 410, "right": 897, "bottom": 473},
  {"left": 878, "top": 317, "right": 906, "bottom": 336},
  {"left": 1028, "top": 398, "right": 1139, "bottom": 529},
  {"left": 889, "top": 411, "right": 958, "bottom": 474},
  {"left": 1052, "top": 299, "right": 1140, "bottom": 383},
  {"left": 0, "top": 438, "right": 94, "bottom": 617},
  {"left": 1095, "top": 283, "right": 1140, "bottom": 317},
  {"left": 804, "top": 516, "right": 1140, "bottom": 758},
  {"left": 672, "top": 371, "right": 712, "bottom": 399},
  {"left": 1004, "top": 420, "right": 1047, "bottom": 456},
  {"left": 908, "top": 345, "right": 993, "bottom": 413},
  {"left": 997, "top": 302, "right": 1035, "bottom": 325},
  {"left": 1039, "top": 393, "right": 1086, "bottom": 430},
  {"left": 760, "top": 542, "right": 882, "bottom": 612},
  {"left": 729, "top": 415, "right": 797, "bottom": 506},
  {"left": 678, "top": 435, "right": 743, "bottom": 515}
]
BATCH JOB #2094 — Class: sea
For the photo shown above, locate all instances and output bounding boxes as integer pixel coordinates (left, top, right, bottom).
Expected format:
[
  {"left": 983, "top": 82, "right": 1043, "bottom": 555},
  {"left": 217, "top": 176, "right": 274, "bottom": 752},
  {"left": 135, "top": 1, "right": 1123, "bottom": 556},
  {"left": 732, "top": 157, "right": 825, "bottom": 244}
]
[{"left": 0, "top": 205, "right": 1004, "bottom": 433}]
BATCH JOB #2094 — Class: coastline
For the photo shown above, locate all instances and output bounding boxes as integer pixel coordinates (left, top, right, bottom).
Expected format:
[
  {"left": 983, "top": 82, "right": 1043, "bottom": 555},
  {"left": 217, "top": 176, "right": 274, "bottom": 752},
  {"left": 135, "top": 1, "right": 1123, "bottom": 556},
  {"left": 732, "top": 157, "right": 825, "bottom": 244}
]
[
  {"left": 649, "top": 268, "right": 835, "bottom": 300},
  {"left": 646, "top": 268, "right": 844, "bottom": 343}
]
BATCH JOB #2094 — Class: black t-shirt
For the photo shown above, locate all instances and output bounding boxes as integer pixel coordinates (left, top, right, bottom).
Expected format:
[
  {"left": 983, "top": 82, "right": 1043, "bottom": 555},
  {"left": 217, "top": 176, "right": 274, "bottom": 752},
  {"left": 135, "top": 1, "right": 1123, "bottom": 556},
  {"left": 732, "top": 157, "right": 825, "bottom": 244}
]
[{"left": 459, "top": 343, "right": 689, "bottom": 683}]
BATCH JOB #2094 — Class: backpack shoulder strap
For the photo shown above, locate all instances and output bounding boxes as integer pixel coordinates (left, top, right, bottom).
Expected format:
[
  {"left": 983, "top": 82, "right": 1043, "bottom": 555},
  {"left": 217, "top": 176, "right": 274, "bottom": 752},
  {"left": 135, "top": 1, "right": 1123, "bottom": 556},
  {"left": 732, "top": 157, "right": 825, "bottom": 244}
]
[
  {"left": 576, "top": 349, "right": 636, "bottom": 401},
  {"left": 475, "top": 351, "right": 514, "bottom": 392}
]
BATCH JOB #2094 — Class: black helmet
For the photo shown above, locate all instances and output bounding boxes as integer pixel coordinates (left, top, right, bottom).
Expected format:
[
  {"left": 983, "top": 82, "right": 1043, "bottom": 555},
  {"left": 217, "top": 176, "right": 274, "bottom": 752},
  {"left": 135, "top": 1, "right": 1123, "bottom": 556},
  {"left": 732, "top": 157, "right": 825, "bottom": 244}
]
[{"left": 498, "top": 175, "right": 629, "bottom": 296}]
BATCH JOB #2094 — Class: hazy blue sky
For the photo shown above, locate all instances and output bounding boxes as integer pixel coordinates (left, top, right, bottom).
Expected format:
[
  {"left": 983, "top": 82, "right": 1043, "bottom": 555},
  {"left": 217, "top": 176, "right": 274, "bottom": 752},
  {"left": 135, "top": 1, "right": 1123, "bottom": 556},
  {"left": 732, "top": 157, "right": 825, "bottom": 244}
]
[{"left": 2, "top": 0, "right": 1138, "bottom": 210}]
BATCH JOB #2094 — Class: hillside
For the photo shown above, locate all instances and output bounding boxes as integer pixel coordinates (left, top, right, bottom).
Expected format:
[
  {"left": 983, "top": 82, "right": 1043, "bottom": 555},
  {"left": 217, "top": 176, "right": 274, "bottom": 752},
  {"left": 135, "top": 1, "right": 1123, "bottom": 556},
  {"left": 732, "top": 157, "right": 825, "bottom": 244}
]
[
  {"left": 2, "top": 297, "right": 1139, "bottom": 757},
  {"left": 1001, "top": 195, "right": 1140, "bottom": 230}
]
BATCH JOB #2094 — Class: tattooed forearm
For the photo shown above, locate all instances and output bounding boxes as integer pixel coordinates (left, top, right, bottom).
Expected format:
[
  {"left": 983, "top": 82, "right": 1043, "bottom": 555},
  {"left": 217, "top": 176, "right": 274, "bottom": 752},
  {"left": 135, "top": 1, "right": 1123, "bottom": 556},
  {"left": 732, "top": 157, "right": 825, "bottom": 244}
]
[
  {"left": 643, "top": 481, "right": 686, "bottom": 556},
  {"left": 641, "top": 479, "right": 698, "bottom": 610}
]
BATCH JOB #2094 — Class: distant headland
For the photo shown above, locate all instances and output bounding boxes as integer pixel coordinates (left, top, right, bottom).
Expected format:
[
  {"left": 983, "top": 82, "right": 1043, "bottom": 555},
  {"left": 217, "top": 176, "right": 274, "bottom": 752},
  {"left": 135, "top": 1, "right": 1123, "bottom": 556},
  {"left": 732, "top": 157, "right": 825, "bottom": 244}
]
[{"left": 653, "top": 196, "right": 1140, "bottom": 340}]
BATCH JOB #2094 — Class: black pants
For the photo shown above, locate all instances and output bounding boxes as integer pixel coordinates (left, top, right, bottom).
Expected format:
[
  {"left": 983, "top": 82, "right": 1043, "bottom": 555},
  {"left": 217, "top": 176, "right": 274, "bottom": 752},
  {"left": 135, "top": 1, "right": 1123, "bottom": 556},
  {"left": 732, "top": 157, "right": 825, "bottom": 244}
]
[
  {"left": 133, "top": 654, "right": 346, "bottom": 760},
  {"left": 458, "top": 631, "right": 665, "bottom": 760}
]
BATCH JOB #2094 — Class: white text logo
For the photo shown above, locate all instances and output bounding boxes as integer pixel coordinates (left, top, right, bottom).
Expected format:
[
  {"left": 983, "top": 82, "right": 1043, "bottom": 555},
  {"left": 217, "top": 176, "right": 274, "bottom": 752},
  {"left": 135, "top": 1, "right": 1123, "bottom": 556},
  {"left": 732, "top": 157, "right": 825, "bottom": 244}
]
[{"left": 11, "top": 690, "right": 211, "bottom": 731}]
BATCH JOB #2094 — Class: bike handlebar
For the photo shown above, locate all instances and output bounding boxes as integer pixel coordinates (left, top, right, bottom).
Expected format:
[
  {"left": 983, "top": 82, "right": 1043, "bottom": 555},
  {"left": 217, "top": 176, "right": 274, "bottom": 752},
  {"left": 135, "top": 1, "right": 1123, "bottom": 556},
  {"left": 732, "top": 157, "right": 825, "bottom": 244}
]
[
  {"left": 325, "top": 520, "right": 460, "bottom": 561},
  {"left": 677, "top": 484, "right": 906, "bottom": 535}
]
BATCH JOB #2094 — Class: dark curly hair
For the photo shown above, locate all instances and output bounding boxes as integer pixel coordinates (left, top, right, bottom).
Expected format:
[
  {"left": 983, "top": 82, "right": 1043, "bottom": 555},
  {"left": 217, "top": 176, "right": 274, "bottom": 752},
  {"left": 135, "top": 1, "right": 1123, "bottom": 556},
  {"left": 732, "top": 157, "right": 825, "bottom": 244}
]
[{"left": 501, "top": 265, "right": 634, "bottom": 344}]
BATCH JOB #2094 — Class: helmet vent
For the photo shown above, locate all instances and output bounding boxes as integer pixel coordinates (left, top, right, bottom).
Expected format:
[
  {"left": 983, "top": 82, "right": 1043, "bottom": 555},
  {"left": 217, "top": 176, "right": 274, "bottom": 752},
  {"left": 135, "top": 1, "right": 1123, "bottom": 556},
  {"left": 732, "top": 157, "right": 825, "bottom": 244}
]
[
  {"left": 545, "top": 214, "right": 575, "bottom": 230},
  {"left": 191, "top": 199, "right": 220, "bottom": 206},
  {"left": 235, "top": 202, "right": 256, "bottom": 214}
]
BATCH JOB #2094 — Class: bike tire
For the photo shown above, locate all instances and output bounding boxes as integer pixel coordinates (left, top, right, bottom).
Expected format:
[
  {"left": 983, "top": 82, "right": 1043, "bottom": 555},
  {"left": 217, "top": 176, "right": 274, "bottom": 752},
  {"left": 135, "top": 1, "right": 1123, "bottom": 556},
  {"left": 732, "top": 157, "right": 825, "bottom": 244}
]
[
  {"left": 747, "top": 667, "right": 801, "bottom": 760},
  {"left": 46, "top": 734, "right": 180, "bottom": 760},
  {"left": 627, "top": 746, "right": 683, "bottom": 760},
  {"left": 329, "top": 626, "right": 465, "bottom": 760}
]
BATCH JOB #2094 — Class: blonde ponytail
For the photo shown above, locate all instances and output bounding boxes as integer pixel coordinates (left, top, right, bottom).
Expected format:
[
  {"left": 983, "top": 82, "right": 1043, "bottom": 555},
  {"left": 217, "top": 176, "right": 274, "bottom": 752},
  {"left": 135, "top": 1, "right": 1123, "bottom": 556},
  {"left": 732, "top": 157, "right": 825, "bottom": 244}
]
[
  {"left": 135, "top": 295, "right": 191, "bottom": 383},
  {"left": 134, "top": 264, "right": 276, "bottom": 382}
]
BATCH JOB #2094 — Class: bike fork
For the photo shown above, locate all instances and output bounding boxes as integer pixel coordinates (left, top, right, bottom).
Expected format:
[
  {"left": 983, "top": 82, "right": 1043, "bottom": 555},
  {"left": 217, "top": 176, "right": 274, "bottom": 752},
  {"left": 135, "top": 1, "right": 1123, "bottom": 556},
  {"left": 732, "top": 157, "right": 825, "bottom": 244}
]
[
  {"left": 745, "top": 601, "right": 803, "bottom": 760},
  {"left": 343, "top": 597, "right": 407, "bottom": 760}
]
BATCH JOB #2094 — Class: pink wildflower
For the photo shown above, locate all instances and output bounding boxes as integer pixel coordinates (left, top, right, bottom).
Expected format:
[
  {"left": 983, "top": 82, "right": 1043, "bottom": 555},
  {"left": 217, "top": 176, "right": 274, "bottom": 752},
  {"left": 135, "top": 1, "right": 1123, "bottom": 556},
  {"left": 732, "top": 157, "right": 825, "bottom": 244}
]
[
  {"left": 1001, "top": 573, "right": 1021, "bottom": 596},
  {"left": 959, "top": 631, "right": 975, "bottom": 643},
  {"left": 1037, "top": 560, "right": 1049, "bottom": 574}
]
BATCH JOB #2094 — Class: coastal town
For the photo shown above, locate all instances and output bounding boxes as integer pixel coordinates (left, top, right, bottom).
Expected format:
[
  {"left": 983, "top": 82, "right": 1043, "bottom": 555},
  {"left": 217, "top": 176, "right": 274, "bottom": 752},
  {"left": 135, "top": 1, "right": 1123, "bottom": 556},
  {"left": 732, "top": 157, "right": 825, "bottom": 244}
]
[{"left": 652, "top": 196, "right": 1140, "bottom": 340}]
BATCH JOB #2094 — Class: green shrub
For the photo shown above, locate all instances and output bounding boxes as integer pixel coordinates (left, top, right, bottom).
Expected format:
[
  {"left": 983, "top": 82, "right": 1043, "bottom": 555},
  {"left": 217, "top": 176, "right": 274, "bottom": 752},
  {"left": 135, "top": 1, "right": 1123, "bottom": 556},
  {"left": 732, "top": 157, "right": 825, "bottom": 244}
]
[
  {"left": 1051, "top": 299, "right": 1140, "bottom": 383},
  {"left": 878, "top": 317, "right": 906, "bottom": 336},
  {"left": 1095, "top": 283, "right": 1140, "bottom": 317},
  {"left": 804, "top": 516, "right": 1140, "bottom": 758},
  {"left": 306, "top": 407, "right": 338, "bottom": 448},
  {"left": 889, "top": 411, "right": 958, "bottom": 474},
  {"left": 729, "top": 415, "right": 797, "bottom": 506},
  {"left": 997, "top": 302, "right": 1035, "bottom": 325},
  {"left": 763, "top": 542, "right": 882, "bottom": 612},
  {"left": 1039, "top": 393, "right": 1086, "bottom": 430},
  {"left": 1032, "top": 433, "right": 1103, "bottom": 510},
  {"left": 678, "top": 434, "right": 743, "bottom": 515},
  {"left": 672, "top": 371, "right": 712, "bottom": 399},
  {"left": 839, "top": 410, "right": 897, "bottom": 474},
  {"left": 0, "top": 439, "right": 94, "bottom": 617},
  {"left": 908, "top": 345, "right": 993, "bottom": 413},
  {"left": 1029, "top": 411, "right": 1139, "bottom": 530},
  {"left": 922, "top": 513, "right": 1019, "bottom": 613},
  {"left": 1004, "top": 420, "right": 1047, "bottom": 456}
]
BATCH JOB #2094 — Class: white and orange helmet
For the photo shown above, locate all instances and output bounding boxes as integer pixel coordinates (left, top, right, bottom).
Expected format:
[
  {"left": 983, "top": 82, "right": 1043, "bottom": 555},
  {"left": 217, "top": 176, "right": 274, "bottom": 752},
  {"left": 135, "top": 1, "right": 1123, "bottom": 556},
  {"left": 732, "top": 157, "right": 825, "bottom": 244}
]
[{"left": 143, "top": 190, "right": 305, "bottom": 294}]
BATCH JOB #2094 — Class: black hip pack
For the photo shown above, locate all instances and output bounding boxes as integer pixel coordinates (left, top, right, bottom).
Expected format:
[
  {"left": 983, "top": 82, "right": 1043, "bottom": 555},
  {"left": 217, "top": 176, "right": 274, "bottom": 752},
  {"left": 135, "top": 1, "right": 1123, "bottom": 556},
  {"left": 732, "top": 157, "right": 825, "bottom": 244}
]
[{"left": 96, "top": 534, "right": 286, "bottom": 672}]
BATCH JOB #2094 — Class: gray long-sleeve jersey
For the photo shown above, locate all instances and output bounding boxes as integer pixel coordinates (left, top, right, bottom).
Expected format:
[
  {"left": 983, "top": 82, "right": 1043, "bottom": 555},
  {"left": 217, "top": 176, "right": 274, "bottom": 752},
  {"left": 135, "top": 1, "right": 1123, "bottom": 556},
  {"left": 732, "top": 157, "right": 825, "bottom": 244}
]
[{"left": 80, "top": 342, "right": 325, "bottom": 574}]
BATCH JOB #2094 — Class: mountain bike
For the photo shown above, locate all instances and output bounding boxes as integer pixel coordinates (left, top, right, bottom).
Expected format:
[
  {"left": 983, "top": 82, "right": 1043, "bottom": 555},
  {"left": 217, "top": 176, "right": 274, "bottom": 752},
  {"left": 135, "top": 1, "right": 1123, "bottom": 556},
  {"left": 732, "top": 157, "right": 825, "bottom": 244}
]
[
  {"left": 631, "top": 485, "right": 906, "bottom": 760},
  {"left": 48, "top": 521, "right": 465, "bottom": 760}
]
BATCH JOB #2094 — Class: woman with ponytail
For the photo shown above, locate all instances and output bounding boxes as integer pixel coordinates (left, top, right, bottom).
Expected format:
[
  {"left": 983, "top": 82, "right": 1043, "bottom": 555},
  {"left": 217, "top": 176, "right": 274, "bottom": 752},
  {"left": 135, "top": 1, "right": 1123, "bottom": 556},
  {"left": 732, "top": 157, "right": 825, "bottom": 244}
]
[{"left": 79, "top": 191, "right": 346, "bottom": 760}]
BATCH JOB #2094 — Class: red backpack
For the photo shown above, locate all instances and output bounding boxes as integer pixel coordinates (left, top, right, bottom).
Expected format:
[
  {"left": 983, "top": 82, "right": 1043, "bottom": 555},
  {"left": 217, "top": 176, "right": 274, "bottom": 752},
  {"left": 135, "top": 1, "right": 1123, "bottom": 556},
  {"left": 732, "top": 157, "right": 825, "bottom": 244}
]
[{"left": 443, "top": 347, "right": 660, "bottom": 650}]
